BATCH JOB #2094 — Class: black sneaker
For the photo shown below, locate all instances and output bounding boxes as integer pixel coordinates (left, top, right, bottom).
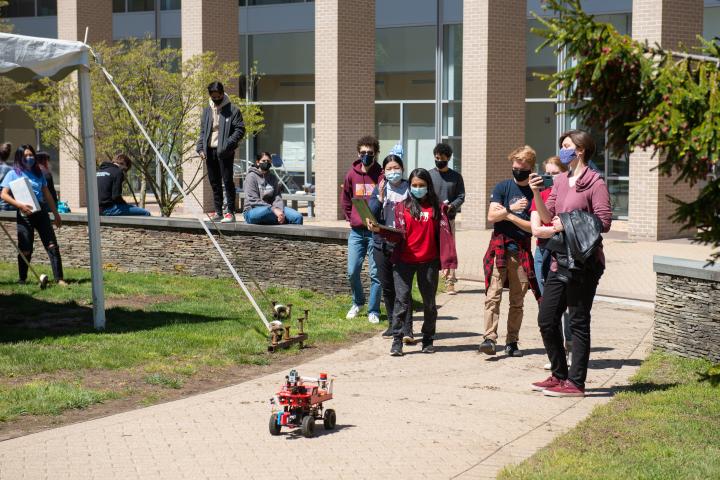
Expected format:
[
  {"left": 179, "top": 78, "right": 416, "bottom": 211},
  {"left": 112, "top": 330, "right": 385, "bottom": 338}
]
[
  {"left": 390, "top": 339, "right": 404, "bottom": 356},
  {"left": 17, "top": 279, "right": 26, "bottom": 285},
  {"left": 381, "top": 327, "right": 393, "bottom": 338},
  {"left": 421, "top": 339, "right": 435, "bottom": 354},
  {"left": 504, "top": 342, "right": 523, "bottom": 357},
  {"left": 478, "top": 338, "right": 497, "bottom": 355}
]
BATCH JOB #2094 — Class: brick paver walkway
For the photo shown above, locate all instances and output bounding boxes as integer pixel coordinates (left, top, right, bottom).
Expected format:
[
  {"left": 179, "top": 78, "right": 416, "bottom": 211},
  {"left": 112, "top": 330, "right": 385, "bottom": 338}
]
[{"left": 0, "top": 283, "right": 653, "bottom": 480}]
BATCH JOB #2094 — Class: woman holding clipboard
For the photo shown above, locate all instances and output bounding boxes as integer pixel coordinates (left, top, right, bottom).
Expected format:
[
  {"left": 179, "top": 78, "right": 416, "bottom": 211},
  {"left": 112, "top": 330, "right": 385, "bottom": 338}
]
[
  {"left": 367, "top": 168, "right": 457, "bottom": 356},
  {"left": 0, "top": 145, "right": 65, "bottom": 286}
]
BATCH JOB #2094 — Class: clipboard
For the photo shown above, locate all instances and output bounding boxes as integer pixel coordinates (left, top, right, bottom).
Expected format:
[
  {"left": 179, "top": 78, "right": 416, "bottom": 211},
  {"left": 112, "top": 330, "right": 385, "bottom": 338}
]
[{"left": 351, "top": 198, "right": 401, "bottom": 233}]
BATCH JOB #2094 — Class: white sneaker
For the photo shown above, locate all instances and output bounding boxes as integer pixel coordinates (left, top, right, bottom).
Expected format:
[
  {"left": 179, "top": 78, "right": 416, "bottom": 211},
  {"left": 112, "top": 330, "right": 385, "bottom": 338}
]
[
  {"left": 368, "top": 312, "right": 380, "bottom": 324},
  {"left": 544, "top": 362, "right": 551, "bottom": 370},
  {"left": 346, "top": 305, "right": 361, "bottom": 319},
  {"left": 544, "top": 354, "right": 571, "bottom": 371}
]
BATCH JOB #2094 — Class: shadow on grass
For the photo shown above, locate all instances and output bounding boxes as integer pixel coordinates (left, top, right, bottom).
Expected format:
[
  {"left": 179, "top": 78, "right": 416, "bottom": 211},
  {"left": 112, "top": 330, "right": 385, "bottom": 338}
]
[
  {"left": 585, "top": 382, "right": 678, "bottom": 398},
  {"left": 0, "top": 293, "right": 243, "bottom": 343}
]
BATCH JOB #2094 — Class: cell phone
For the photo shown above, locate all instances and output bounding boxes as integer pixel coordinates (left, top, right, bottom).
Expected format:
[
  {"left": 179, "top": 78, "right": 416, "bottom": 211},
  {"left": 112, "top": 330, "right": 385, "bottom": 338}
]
[{"left": 541, "top": 174, "right": 554, "bottom": 188}]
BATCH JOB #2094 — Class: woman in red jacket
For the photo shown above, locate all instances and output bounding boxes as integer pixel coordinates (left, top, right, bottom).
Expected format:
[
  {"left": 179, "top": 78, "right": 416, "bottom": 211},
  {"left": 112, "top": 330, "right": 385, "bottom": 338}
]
[{"left": 368, "top": 168, "right": 457, "bottom": 356}]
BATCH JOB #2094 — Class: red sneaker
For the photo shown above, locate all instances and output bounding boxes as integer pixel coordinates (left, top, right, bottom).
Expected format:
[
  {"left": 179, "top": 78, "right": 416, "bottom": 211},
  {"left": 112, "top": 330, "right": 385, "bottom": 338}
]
[
  {"left": 531, "top": 375, "right": 562, "bottom": 392},
  {"left": 543, "top": 379, "right": 585, "bottom": 397}
]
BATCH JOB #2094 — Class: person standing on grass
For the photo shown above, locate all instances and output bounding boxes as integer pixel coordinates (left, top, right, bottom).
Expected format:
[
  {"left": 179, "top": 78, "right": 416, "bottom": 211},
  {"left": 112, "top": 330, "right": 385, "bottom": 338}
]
[
  {"left": 429, "top": 142, "right": 465, "bottom": 296},
  {"left": 97, "top": 154, "right": 151, "bottom": 216},
  {"left": 367, "top": 168, "right": 457, "bottom": 356},
  {"left": 478, "top": 146, "right": 541, "bottom": 358},
  {"left": 530, "top": 130, "right": 611, "bottom": 398},
  {"left": 368, "top": 154, "right": 415, "bottom": 342},
  {"left": 341, "top": 136, "right": 383, "bottom": 324},
  {"left": 0, "top": 143, "right": 15, "bottom": 211},
  {"left": 0, "top": 145, "right": 66, "bottom": 286},
  {"left": 196, "top": 81, "right": 245, "bottom": 223},
  {"left": 243, "top": 152, "right": 303, "bottom": 225}
]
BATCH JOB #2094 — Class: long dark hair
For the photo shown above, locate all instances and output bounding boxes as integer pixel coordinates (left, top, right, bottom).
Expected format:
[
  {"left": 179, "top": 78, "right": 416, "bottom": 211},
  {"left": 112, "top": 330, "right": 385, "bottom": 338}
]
[
  {"left": 14, "top": 145, "right": 42, "bottom": 176},
  {"left": 382, "top": 154, "right": 404, "bottom": 170},
  {"left": 405, "top": 168, "right": 439, "bottom": 221}
]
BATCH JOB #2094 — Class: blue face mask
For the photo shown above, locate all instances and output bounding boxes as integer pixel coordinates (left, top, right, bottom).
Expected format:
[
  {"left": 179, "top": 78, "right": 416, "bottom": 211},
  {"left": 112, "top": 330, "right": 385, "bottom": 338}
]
[
  {"left": 23, "top": 156, "right": 35, "bottom": 168},
  {"left": 410, "top": 186, "right": 427, "bottom": 199},
  {"left": 385, "top": 172, "right": 402, "bottom": 185},
  {"left": 559, "top": 147, "right": 577, "bottom": 165},
  {"left": 360, "top": 153, "right": 375, "bottom": 167}
]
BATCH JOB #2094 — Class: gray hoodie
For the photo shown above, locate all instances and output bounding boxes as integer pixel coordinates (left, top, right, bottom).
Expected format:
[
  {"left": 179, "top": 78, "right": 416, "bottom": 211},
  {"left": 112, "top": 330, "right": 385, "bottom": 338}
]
[{"left": 243, "top": 166, "right": 284, "bottom": 212}]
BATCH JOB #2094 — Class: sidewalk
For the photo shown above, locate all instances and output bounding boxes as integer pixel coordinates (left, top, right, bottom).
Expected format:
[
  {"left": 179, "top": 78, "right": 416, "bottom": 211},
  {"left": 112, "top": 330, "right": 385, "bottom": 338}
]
[{"left": 0, "top": 283, "right": 653, "bottom": 480}]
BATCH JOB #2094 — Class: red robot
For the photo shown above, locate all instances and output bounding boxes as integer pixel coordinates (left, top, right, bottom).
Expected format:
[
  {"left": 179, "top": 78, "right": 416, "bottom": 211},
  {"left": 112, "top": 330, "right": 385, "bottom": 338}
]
[{"left": 269, "top": 369, "right": 336, "bottom": 437}]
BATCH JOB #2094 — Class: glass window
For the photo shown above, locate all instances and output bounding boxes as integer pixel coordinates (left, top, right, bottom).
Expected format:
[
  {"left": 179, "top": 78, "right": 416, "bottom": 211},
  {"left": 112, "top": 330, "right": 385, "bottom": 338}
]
[
  {"left": 443, "top": 24, "right": 462, "bottom": 101},
  {"left": 704, "top": 7, "right": 720, "bottom": 39},
  {"left": 442, "top": 138, "right": 462, "bottom": 172},
  {"left": 376, "top": 104, "right": 401, "bottom": 159},
  {"left": 404, "top": 104, "right": 435, "bottom": 172},
  {"left": 2, "top": 0, "right": 35, "bottom": 17},
  {"left": 526, "top": 18, "right": 556, "bottom": 99},
  {"left": 376, "top": 26, "right": 435, "bottom": 100},
  {"left": 37, "top": 0, "right": 56, "bottom": 16},
  {"left": 127, "top": 0, "right": 154, "bottom": 12},
  {"left": 113, "top": 0, "right": 126, "bottom": 12},
  {"left": 253, "top": 105, "right": 306, "bottom": 189},
  {"left": 525, "top": 102, "right": 557, "bottom": 168},
  {"left": 594, "top": 13, "right": 630, "bottom": 36},
  {"left": 250, "top": 32, "right": 314, "bottom": 101},
  {"left": 607, "top": 178, "right": 629, "bottom": 218},
  {"left": 247, "top": 0, "right": 308, "bottom": 4},
  {"left": 160, "top": 0, "right": 180, "bottom": 10},
  {"left": 442, "top": 102, "right": 461, "bottom": 138},
  {"left": 160, "top": 38, "right": 181, "bottom": 50}
]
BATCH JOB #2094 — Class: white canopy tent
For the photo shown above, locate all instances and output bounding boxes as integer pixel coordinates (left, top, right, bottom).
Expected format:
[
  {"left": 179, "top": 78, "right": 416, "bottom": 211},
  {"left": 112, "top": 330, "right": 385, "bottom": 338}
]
[{"left": 0, "top": 32, "right": 105, "bottom": 328}]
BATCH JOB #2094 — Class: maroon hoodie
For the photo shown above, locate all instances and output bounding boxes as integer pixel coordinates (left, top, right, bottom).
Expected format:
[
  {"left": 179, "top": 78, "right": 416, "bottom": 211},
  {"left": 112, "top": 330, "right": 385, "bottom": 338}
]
[
  {"left": 341, "top": 159, "right": 383, "bottom": 229},
  {"left": 545, "top": 167, "right": 612, "bottom": 266}
]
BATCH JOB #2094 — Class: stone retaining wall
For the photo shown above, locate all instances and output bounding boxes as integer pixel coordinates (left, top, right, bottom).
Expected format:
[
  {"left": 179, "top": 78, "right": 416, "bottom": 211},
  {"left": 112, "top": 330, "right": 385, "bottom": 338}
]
[
  {"left": 654, "top": 256, "right": 720, "bottom": 362},
  {"left": 0, "top": 213, "right": 362, "bottom": 295}
]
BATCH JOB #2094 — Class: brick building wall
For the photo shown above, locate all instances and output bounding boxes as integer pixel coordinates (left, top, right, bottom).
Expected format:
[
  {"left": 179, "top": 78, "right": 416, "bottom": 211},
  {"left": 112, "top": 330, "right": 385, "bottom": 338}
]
[
  {"left": 314, "top": 0, "right": 375, "bottom": 221},
  {"left": 629, "top": 0, "right": 703, "bottom": 241},
  {"left": 56, "top": 0, "right": 113, "bottom": 210},
  {"left": 0, "top": 214, "right": 358, "bottom": 295},
  {"left": 461, "top": 0, "right": 526, "bottom": 229}
]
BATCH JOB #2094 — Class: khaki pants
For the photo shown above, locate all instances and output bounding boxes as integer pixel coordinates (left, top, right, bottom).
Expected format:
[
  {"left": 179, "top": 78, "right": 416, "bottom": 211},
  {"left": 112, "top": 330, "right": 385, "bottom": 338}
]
[{"left": 483, "top": 252, "right": 529, "bottom": 344}]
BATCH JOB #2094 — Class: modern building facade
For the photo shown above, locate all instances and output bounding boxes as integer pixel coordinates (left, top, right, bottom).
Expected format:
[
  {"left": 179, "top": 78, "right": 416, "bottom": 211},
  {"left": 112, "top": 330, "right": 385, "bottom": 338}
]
[{"left": 1, "top": 0, "right": 719, "bottom": 238}]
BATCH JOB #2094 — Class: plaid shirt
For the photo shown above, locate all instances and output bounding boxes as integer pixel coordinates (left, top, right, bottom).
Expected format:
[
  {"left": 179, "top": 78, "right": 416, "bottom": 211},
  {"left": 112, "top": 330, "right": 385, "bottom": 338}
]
[{"left": 482, "top": 231, "right": 541, "bottom": 301}]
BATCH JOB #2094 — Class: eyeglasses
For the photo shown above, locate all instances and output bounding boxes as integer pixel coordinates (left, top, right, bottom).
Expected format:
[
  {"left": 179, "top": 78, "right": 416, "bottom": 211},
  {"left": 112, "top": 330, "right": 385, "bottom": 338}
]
[{"left": 359, "top": 150, "right": 374, "bottom": 155}]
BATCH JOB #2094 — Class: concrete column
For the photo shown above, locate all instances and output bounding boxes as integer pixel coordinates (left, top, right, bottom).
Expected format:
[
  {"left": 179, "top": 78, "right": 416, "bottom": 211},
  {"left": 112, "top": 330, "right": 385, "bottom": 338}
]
[
  {"left": 461, "top": 1, "right": 527, "bottom": 228},
  {"left": 314, "top": 0, "right": 375, "bottom": 221},
  {"left": 181, "top": 0, "right": 240, "bottom": 214},
  {"left": 57, "top": 0, "right": 112, "bottom": 209},
  {"left": 629, "top": 0, "right": 703, "bottom": 240}
]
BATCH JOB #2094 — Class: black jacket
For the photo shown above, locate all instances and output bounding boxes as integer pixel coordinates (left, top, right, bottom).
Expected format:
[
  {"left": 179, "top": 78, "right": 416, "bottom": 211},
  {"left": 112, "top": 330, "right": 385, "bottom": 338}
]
[
  {"left": 96, "top": 162, "right": 126, "bottom": 209},
  {"left": 545, "top": 209, "right": 604, "bottom": 280},
  {"left": 196, "top": 97, "right": 245, "bottom": 161}
]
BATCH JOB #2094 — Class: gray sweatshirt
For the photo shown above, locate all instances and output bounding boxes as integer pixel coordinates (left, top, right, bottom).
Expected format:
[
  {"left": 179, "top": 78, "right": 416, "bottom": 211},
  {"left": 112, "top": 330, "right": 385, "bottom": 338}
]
[
  {"left": 429, "top": 167, "right": 465, "bottom": 218},
  {"left": 243, "top": 166, "right": 284, "bottom": 212}
]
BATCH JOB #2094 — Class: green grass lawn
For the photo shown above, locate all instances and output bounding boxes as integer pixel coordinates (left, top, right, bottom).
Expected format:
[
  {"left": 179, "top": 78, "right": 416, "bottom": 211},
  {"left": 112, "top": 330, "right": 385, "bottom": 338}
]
[
  {"left": 0, "top": 262, "right": 384, "bottom": 423},
  {"left": 499, "top": 352, "right": 720, "bottom": 480}
]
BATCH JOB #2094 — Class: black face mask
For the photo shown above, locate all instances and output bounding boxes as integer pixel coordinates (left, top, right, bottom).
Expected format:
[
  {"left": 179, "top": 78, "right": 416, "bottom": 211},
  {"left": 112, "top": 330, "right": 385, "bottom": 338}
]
[
  {"left": 259, "top": 161, "right": 271, "bottom": 172},
  {"left": 512, "top": 169, "right": 531, "bottom": 182},
  {"left": 211, "top": 96, "right": 224, "bottom": 105},
  {"left": 435, "top": 160, "right": 449, "bottom": 169},
  {"left": 361, "top": 153, "right": 375, "bottom": 167}
]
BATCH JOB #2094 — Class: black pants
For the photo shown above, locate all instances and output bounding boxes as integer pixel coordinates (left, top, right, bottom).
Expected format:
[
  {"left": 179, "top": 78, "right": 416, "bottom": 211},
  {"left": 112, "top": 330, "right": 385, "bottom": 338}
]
[
  {"left": 373, "top": 246, "right": 413, "bottom": 337},
  {"left": 16, "top": 208, "right": 64, "bottom": 281},
  {"left": 392, "top": 259, "right": 439, "bottom": 342},
  {"left": 206, "top": 148, "right": 236, "bottom": 214},
  {"left": 537, "top": 267, "right": 602, "bottom": 389}
]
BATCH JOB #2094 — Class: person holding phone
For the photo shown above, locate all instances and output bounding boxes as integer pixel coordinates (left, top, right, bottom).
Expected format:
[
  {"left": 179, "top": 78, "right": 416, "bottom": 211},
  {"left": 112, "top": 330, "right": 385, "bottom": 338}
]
[{"left": 0, "top": 145, "right": 65, "bottom": 285}]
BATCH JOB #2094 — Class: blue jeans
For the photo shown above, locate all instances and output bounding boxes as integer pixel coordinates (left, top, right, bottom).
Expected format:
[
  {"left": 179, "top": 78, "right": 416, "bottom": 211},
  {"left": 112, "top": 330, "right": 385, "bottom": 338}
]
[
  {"left": 101, "top": 203, "right": 151, "bottom": 216},
  {"left": 534, "top": 246, "right": 552, "bottom": 296},
  {"left": 347, "top": 228, "right": 381, "bottom": 315},
  {"left": 243, "top": 206, "right": 303, "bottom": 225}
]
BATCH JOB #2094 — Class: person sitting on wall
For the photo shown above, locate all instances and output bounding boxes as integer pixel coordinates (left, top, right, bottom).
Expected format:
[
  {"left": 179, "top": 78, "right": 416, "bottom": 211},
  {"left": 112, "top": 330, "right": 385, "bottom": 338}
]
[
  {"left": 97, "top": 154, "right": 151, "bottom": 216},
  {"left": 242, "top": 152, "right": 303, "bottom": 225}
]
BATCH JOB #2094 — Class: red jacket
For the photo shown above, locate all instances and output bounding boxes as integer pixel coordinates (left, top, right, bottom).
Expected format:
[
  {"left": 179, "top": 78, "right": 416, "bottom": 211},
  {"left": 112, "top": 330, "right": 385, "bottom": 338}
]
[
  {"left": 378, "top": 202, "right": 458, "bottom": 269},
  {"left": 483, "top": 231, "right": 541, "bottom": 301},
  {"left": 340, "top": 159, "right": 383, "bottom": 229}
]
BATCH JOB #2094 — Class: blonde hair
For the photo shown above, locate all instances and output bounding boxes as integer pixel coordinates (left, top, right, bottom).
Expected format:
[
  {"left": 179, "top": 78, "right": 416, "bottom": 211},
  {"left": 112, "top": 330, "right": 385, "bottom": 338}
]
[
  {"left": 543, "top": 155, "right": 568, "bottom": 173},
  {"left": 508, "top": 145, "right": 536, "bottom": 169}
]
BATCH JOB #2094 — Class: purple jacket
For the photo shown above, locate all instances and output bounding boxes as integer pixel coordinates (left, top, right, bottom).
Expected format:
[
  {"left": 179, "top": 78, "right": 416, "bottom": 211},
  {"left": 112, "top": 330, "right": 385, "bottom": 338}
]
[
  {"left": 545, "top": 167, "right": 612, "bottom": 266},
  {"left": 341, "top": 159, "right": 383, "bottom": 229}
]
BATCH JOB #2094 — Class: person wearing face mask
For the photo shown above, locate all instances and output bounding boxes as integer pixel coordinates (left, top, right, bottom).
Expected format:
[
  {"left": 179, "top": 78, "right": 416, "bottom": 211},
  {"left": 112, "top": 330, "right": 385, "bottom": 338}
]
[
  {"left": 0, "top": 144, "right": 66, "bottom": 285},
  {"left": 530, "top": 130, "right": 611, "bottom": 398},
  {"left": 367, "top": 168, "right": 457, "bottom": 356},
  {"left": 196, "top": 81, "right": 246, "bottom": 223},
  {"left": 479, "top": 146, "right": 541, "bottom": 358},
  {"left": 97, "top": 154, "right": 151, "bottom": 216},
  {"left": 243, "top": 152, "right": 303, "bottom": 225},
  {"left": 429, "top": 142, "right": 465, "bottom": 296},
  {"left": 340, "top": 136, "right": 383, "bottom": 323},
  {"left": 368, "top": 154, "right": 415, "bottom": 340}
]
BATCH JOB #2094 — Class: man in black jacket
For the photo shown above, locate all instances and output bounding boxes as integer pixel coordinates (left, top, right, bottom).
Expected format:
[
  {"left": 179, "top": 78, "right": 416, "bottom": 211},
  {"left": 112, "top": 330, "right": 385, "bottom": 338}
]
[
  {"left": 196, "top": 81, "right": 245, "bottom": 223},
  {"left": 97, "top": 154, "right": 150, "bottom": 216}
]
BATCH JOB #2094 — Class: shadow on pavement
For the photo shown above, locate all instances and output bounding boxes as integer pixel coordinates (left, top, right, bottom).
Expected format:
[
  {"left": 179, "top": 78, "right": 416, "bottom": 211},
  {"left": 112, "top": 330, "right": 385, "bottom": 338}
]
[
  {"left": 281, "top": 424, "right": 355, "bottom": 440},
  {"left": 589, "top": 358, "right": 643, "bottom": 369}
]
